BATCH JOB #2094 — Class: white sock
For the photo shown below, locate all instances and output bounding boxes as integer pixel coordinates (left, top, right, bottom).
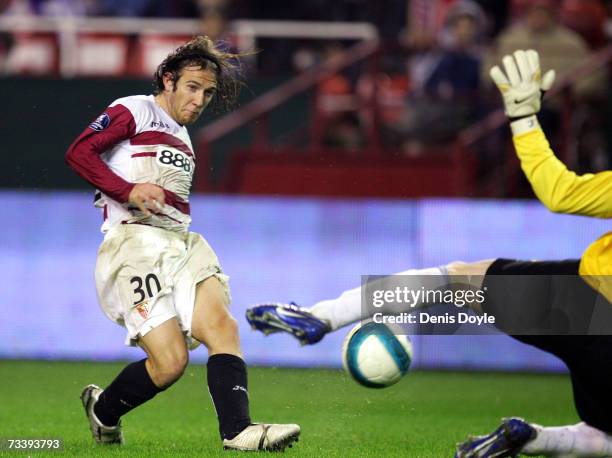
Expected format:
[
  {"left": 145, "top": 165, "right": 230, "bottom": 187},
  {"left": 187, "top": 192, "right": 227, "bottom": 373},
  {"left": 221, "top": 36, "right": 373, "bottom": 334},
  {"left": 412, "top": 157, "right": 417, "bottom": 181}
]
[
  {"left": 308, "top": 267, "right": 447, "bottom": 331},
  {"left": 522, "top": 422, "right": 612, "bottom": 457}
]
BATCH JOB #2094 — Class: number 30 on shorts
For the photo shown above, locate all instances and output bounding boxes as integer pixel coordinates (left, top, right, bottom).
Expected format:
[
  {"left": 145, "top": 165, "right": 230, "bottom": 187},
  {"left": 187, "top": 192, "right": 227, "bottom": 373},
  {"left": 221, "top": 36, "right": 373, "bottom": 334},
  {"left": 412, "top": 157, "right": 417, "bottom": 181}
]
[{"left": 130, "top": 274, "right": 161, "bottom": 304}]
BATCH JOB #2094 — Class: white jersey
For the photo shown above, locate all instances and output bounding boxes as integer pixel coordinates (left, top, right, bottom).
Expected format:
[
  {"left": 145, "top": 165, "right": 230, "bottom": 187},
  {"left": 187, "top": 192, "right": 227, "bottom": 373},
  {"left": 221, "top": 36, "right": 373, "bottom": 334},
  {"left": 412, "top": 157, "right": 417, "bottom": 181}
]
[
  {"left": 68, "top": 94, "right": 195, "bottom": 233},
  {"left": 67, "top": 95, "right": 231, "bottom": 349}
]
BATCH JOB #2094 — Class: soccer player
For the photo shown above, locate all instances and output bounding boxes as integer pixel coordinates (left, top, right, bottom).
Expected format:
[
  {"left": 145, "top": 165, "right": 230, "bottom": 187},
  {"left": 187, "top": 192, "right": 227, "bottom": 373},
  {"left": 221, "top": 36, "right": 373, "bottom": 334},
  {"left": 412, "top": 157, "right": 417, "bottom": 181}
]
[
  {"left": 66, "top": 36, "right": 300, "bottom": 452},
  {"left": 246, "top": 50, "right": 612, "bottom": 457}
]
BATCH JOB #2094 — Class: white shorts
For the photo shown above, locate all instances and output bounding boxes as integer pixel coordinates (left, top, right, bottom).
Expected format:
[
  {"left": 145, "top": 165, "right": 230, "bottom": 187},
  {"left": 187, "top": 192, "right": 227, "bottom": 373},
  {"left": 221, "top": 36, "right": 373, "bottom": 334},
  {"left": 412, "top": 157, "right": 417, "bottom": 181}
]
[{"left": 95, "top": 224, "right": 230, "bottom": 348}]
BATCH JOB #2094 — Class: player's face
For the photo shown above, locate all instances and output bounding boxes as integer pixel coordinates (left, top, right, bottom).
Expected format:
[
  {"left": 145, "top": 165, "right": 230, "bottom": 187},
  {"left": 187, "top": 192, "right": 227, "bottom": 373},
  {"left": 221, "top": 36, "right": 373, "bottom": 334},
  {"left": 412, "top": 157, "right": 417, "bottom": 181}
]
[{"left": 165, "top": 66, "right": 217, "bottom": 125}]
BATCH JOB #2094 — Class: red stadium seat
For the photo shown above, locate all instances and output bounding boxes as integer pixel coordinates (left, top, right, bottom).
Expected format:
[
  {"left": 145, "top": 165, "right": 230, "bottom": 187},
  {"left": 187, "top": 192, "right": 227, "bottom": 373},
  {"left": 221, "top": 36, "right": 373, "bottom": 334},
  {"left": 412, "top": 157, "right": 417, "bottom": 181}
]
[
  {"left": 75, "top": 34, "right": 130, "bottom": 76},
  {"left": 130, "top": 34, "right": 193, "bottom": 77},
  {"left": 6, "top": 32, "right": 58, "bottom": 75},
  {"left": 357, "top": 73, "right": 411, "bottom": 124}
]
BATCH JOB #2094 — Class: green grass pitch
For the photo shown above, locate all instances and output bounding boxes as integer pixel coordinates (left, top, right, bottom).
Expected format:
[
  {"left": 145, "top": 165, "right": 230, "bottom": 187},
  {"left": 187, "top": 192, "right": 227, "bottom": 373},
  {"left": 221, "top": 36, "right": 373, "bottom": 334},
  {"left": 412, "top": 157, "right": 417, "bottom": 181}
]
[{"left": 0, "top": 360, "right": 577, "bottom": 457}]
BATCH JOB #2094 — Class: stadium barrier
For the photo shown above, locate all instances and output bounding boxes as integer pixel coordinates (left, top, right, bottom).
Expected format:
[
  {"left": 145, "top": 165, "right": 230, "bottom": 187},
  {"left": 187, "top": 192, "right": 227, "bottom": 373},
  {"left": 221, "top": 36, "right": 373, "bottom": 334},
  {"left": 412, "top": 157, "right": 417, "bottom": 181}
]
[
  {"left": 3, "top": 190, "right": 609, "bottom": 372},
  {"left": 197, "top": 42, "right": 612, "bottom": 198},
  {"left": 0, "top": 16, "right": 377, "bottom": 76}
]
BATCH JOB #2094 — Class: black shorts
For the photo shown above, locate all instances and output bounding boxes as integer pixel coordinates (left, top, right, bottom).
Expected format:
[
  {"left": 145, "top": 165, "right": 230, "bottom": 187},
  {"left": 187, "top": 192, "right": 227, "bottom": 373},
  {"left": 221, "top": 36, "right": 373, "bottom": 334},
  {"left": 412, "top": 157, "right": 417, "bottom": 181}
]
[{"left": 483, "top": 259, "right": 612, "bottom": 433}]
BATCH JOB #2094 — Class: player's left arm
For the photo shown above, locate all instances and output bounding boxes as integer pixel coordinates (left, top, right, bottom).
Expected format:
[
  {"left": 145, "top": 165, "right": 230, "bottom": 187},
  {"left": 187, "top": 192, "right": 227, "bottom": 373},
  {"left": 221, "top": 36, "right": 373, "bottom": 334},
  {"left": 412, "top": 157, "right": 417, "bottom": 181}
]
[
  {"left": 511, "top": 118, "right": 612, "bottom": 217},
  {"left": 490, "top": 49, "right": 612, "bottom": 218}
]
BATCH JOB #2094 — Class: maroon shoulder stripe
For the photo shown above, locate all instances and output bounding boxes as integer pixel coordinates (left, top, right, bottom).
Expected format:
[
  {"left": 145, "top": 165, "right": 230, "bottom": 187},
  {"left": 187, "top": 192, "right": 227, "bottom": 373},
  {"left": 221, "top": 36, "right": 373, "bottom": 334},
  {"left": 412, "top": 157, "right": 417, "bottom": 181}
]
[
  {"left": 131, "top": 152, "right": 157, "bottom": 158},
  {"left": 130, "top": 131, "right": 193, "bottom": 157}
]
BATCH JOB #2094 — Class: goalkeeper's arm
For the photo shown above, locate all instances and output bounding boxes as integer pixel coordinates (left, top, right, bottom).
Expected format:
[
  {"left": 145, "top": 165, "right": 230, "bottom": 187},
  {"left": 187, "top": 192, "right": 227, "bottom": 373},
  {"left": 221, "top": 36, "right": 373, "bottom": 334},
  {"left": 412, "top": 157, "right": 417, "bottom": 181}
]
[{"left": 490, "top": 49, "right": 612, "bottom": 218}]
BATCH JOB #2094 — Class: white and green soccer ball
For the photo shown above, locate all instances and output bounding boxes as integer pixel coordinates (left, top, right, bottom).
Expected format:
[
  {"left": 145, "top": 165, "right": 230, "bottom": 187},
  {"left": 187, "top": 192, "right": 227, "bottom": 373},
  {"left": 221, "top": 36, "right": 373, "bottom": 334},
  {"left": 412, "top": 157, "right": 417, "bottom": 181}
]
[{"left": 342, "top": 321, "right": 413, "bottom": 388}]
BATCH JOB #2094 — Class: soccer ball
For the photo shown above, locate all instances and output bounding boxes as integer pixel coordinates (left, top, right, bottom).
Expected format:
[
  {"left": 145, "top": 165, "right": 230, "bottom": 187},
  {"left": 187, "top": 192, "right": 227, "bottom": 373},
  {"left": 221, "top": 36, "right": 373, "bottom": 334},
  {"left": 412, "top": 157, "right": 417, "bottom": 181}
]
[{"left": 342, "top": 321, "right": 413, "bottom": 388}]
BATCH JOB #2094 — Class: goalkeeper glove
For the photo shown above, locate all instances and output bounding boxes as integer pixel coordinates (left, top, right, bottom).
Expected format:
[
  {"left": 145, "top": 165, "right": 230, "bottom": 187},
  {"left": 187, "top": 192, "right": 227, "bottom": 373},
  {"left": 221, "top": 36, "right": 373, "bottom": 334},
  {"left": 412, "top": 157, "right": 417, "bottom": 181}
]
[{"left": 489, "top": 49, "right": 555, "bottom": 120}]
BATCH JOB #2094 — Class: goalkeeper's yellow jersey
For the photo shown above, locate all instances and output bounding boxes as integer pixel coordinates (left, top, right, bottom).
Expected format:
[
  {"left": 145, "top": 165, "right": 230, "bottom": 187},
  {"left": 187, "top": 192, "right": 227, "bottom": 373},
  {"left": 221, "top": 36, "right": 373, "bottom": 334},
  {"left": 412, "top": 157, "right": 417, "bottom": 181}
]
[{"left": 513, "top": 125, "right": 612, "bottom": 300}]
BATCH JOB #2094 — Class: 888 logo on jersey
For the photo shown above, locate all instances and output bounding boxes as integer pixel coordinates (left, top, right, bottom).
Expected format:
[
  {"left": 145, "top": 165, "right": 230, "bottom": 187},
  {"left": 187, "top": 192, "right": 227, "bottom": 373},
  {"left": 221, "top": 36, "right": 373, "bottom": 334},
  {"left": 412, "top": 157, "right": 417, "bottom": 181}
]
[{"left": 157, "top": 148, "right": 193, "bottom": 176}]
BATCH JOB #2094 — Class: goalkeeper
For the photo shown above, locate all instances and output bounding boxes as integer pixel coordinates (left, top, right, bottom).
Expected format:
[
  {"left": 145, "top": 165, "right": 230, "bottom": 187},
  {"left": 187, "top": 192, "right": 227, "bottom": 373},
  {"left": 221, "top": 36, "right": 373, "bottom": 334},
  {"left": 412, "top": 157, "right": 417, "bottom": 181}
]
[{"left": 247, "top": 50, "right": 612, "bottom": 457}]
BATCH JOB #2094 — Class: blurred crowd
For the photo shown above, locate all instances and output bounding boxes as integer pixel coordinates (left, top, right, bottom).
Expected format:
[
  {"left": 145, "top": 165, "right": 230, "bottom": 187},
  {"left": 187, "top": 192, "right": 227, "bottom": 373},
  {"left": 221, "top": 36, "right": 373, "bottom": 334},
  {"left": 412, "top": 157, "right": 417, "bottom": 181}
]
[
  {"left": 305, "top": 0, "right": 612, "bottom": 187},
  {"left": 1, "top": 0, "right": 226, "bottom": 18},
  {"left": 397, "top": 0, "right": 611, "bottom": 166},
  {"left": 1, "top": 0, "right": 611, "bottom": 189}
]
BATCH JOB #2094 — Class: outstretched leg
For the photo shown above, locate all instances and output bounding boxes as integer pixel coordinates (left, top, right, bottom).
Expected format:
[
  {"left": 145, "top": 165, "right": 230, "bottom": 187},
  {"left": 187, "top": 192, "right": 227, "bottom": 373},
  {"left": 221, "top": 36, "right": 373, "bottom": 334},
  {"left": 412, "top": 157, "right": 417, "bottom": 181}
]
[
  {"left": 247, "top": 260, "right": 495, "bottom": 343},
  {"left": 454, "top": 417, "right": 536, "bottom": 458},
  {"left": 191, "top": 276, "right": 250, "bottom": 440},
  {"left": 192, "top": 276, "right": 300, "bottom": 451}
]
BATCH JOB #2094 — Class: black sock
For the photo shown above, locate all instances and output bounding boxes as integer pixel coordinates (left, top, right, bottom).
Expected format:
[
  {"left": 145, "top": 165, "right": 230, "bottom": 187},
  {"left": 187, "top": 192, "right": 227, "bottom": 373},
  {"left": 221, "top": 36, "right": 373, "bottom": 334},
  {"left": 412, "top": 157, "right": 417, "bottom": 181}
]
[
  {"left": 94, "top": 359, "right": 163, "bottom": 427},
  {"left": 207, "top": 354, "right": 252, "bottom": 440}
]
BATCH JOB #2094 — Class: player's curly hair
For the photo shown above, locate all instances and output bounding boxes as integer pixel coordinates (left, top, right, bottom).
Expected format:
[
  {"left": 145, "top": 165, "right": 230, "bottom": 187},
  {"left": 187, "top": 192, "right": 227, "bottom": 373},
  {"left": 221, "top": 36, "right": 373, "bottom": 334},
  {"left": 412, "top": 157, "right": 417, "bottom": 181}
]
[{"left": 153, "top": 35, "right": 244, "bottom": 112}]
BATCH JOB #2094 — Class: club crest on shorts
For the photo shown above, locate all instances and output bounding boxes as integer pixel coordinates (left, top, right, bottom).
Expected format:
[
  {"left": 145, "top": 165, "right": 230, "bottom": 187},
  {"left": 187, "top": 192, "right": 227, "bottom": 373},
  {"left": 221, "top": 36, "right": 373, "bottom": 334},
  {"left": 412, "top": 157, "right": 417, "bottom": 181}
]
[
  {"left": 89, "top": 112, "right": 111, "bottom": 131},
  {"left": 135, "top": 301, "right": 149, "bottom": 319}
]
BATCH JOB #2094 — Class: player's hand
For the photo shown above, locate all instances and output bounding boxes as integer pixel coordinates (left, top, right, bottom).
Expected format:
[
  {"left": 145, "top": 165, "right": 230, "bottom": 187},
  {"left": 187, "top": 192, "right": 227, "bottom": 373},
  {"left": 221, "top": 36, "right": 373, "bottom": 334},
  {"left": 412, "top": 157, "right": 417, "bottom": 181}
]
[
  {"left": 489, "top": 49, "right": 556, "bottom": 119},
  {"left": 128, "top": 183, "right": 165, "bottom": 216}
]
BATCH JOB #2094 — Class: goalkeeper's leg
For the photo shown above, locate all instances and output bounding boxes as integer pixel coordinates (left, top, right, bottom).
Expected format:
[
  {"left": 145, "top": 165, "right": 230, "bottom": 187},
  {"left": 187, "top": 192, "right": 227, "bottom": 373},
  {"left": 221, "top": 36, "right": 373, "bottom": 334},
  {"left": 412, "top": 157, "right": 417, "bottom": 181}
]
[
  {"left": 456, "top": 419, "right": 612, "bottom": 457},
  {"left": 309, "top": 260, "right": 494, "bottom": 330},
  {"left": 522, "top": 422, "right": 612, "bottom": 457},
  {"left": 247, "top": 260, "right": 495, "bottom": 343}
]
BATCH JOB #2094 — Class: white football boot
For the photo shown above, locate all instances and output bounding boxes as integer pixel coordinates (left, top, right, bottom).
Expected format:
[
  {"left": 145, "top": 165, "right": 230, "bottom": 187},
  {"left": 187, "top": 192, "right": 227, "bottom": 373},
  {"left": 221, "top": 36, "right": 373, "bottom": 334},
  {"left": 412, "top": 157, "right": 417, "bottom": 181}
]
[
  {"left": 223, "top": 423, "right": 300, "bottom": 451},
  {"left": 80, "top": 384, "right": 124, "bottom": 445}
]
